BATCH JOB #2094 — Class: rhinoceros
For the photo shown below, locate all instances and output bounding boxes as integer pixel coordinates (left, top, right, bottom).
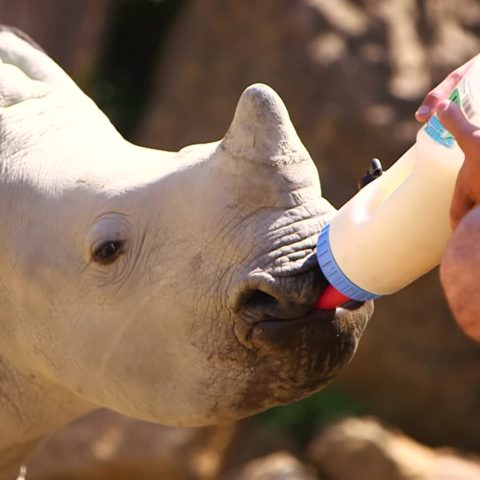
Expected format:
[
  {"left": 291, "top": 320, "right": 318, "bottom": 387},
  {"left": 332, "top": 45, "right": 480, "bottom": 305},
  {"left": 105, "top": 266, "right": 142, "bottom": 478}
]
[{"left": 0, "top": 27, "right": 372, "bottom": 477}]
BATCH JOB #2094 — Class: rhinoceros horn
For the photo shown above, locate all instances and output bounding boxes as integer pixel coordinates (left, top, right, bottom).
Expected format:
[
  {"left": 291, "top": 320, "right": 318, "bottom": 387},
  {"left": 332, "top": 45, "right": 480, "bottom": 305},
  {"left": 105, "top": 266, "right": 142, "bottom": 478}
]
[{"left": 220, "top": 83, "right": 311, "bottom": 166}]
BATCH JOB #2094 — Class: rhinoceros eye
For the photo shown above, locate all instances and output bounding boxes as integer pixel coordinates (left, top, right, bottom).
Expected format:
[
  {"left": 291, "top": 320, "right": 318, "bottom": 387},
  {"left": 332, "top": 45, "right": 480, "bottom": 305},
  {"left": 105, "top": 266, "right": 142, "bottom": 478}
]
[{"left": 92, "top": 240, "right": 125, "bottom": 265}]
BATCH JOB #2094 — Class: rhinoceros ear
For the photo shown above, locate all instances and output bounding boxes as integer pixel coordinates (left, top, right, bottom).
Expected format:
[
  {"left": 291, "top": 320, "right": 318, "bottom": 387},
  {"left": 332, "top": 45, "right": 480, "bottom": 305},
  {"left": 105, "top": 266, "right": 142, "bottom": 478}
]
[
  {"left": 0, "top": 25, "right": 75, "bottom": 88},
  {"left": 220, "top": 83, "right": 311, "bottom": 166}
]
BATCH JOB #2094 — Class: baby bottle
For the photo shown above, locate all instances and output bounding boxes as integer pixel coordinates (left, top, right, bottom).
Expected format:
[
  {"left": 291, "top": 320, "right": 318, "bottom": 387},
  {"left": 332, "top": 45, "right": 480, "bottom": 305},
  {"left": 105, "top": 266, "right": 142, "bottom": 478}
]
[{"left": 316, "top": 58, "right": 480, "bottom": 309}]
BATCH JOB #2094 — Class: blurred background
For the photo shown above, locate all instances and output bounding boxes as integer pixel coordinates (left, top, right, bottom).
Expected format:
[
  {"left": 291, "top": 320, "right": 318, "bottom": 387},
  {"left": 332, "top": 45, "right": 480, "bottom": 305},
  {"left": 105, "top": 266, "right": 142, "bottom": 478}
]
[{"left": 2, "top": 0, "right": 480, "bottom": 478}]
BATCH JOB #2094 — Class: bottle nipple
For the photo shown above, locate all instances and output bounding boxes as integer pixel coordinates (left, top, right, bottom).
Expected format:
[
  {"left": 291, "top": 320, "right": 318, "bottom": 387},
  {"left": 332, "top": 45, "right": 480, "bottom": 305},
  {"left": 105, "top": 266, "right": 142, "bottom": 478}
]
[{"left": 315, "top": 284, "right": 351, "bottom": 310}]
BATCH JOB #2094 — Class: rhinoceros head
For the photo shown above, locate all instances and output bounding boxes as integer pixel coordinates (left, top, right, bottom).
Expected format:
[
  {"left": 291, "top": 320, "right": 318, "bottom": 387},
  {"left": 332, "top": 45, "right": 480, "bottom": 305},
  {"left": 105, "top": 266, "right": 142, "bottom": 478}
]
[{"left": 0, "top": 28, "right": 372, "bottom": 436}]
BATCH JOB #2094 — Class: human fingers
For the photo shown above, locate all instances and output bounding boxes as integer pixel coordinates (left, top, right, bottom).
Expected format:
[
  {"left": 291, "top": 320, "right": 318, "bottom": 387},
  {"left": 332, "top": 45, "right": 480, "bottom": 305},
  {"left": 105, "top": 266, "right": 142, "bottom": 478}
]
[
  {"left": 436, "top": 100, "right": 480, "bottom": 154},
  {"left": 436, "top": 100, "right": 480, "bottom": 227},
  {"left": 415, "top": 56, "right": 477, "bottom": 123}
]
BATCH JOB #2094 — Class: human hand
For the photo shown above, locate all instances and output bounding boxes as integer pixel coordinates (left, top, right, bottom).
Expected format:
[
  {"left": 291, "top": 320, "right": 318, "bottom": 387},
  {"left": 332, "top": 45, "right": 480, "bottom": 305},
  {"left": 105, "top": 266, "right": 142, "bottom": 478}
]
[
  {"left": 416, "top": 56, "right": 480, "bottom": 229},
  {"left": 440, "top": 205, "right": 480, "bottom": 342},
  {"left": 418, "top": 56, "right": 480, "bottom": 342}
]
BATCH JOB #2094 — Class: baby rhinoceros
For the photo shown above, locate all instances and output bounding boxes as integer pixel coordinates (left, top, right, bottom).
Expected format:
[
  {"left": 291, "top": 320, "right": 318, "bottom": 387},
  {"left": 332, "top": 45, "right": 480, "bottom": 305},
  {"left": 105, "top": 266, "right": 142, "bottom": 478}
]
[{"left": 0, "top": 27, "right": 372, "bottom": 477}]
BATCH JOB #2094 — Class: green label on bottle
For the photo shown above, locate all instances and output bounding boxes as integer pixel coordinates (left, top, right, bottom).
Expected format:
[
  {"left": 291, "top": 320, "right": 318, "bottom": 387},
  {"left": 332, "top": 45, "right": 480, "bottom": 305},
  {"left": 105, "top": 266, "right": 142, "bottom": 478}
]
[{"left": 449, "top": 88, "right": 461, "bottom": 107}]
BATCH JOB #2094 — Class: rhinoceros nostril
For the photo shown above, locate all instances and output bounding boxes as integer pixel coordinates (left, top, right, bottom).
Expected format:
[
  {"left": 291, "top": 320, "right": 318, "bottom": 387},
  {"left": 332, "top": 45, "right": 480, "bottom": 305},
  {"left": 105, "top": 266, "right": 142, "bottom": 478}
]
[
  {"left": 240, "top": 285, "right": 313, "bottom": 321},
  {"left": 237, "top": 264, "right": 331, "bottom": 321},
  {"left": 241, "top": 289, "right": 279, "bottom": 320}
]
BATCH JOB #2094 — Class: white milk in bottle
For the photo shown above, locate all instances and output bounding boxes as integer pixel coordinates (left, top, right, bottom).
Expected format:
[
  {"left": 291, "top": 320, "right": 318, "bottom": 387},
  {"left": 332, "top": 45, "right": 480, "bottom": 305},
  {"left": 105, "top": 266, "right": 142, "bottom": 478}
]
[{"left": 316, "top": 58, "right": 480, "bottom": 308}]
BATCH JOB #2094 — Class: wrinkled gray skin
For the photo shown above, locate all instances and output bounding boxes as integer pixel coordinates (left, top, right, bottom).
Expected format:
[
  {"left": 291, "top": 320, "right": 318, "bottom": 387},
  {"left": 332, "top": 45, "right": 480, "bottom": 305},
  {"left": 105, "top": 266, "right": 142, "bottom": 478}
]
[{"left": 0, "top": 27, "right": 372, "bottom": 477}]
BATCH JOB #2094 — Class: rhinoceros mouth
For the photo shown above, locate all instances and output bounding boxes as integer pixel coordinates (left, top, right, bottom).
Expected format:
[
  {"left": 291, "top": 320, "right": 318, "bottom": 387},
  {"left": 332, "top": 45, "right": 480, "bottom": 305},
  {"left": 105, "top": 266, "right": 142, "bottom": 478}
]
[
  {"left": 231, "top": 257, "right": 372, "bottom": 387},
  {"left": 235, "top": 297, "right": 369, "bottom": 356}
]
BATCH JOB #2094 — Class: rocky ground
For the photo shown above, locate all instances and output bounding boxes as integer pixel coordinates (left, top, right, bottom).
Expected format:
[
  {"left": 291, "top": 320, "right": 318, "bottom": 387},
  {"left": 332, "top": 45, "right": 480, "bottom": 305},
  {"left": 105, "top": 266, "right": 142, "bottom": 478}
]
[{"left": 26, "top": 410, "right": 480, "bottom": 480}]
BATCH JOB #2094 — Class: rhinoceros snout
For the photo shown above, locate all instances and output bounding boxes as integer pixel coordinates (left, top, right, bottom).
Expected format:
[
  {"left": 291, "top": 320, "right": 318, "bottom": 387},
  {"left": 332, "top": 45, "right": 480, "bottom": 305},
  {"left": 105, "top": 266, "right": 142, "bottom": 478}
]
[{"left": 222, "top": 262, "right": 372, "bottom": 414}]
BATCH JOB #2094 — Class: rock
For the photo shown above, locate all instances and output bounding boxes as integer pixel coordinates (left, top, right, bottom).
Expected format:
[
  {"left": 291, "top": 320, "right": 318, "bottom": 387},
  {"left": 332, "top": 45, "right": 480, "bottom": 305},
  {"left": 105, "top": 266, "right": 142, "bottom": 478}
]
[
  {"left": 26, "top": 410, "right": 297, "bottom": 480},
  {"left": 136, "top": 0, "right": 480, "bottom": 450},
  {"left": 230, "top": 452, "right": 319, "bottom": 480},
  {"left": 26, "top": 413, "right": 480, "bottom": 480},
  {"left": 308, "top": 417, "right": 480, "bottom": 480}
]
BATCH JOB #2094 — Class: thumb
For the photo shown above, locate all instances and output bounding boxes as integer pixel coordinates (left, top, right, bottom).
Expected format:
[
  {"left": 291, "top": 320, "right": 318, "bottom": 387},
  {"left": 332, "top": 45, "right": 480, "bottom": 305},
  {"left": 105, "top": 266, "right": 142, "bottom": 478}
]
[{"left": 436, "top": 100, "right": 478, "bottom": 152}]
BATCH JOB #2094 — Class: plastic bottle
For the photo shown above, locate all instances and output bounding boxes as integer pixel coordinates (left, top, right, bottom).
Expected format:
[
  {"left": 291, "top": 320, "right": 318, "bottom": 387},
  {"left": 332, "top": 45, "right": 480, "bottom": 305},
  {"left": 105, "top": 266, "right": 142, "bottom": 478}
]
[{"left": 315, "top": 58, "right": 480, "bottom": 309}]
